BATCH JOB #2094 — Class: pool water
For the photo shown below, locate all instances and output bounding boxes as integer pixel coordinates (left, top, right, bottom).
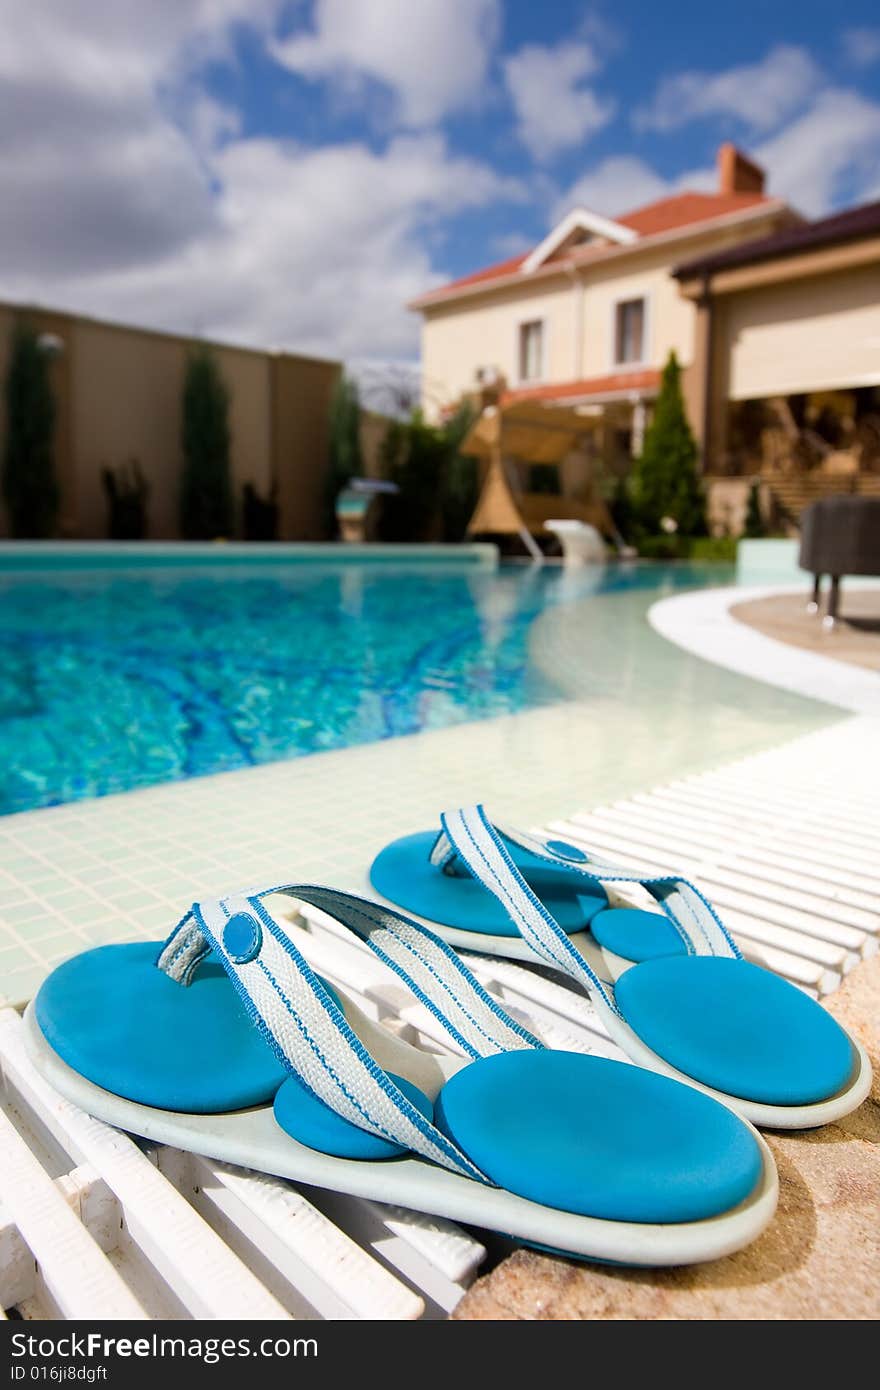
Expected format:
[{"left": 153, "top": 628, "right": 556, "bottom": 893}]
[{"left": 0, "top": 560, "right": 834, "bottom": 815}]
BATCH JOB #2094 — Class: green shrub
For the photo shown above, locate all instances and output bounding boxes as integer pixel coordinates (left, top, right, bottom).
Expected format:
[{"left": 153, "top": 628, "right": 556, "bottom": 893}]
[
  {"left": 102, "top": 459, "right": 148, "bottom": 539},
  {"left": 442, "top": 451, "right": 479, "bottom": 541},
  {"left": 743, "top": 480, "right": 766, "bottom": 539},
  {"left": 379, "top": 401, "right": 476, "bottom": 542},
  {"left": 636, "top": 534, "right": 689, "bottom": 561},
  {"left": 326, "top": 372, "right": 363, "bottom": 535},
  {"left": 608, "top": 474, "right": 639, "bottom": 544},
  {"left": 527, "top": 462, "right": 560, "bottom": 495},
  {"left": 180, "top": 347, "right": 232, "bottom": 539},
  {"left": 634, "top": 352, "right": 705, "bottom": 537},
  {"left": 2, "top": 323, "right": 58, "bottom": 537},
  {"left": 689, "top": 536, "right": 738, "bottom": 563},
  {"left": 242, "top": 482, "right": 278, "bottom": 541},
  {"left": 636, "top": 534, "right": 737, "bottom": 562}
]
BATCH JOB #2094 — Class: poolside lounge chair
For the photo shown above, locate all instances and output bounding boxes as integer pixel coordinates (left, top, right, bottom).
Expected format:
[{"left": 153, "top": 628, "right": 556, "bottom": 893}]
[{"left": 799, "top": 496, "right": 880, "bottom": 626}]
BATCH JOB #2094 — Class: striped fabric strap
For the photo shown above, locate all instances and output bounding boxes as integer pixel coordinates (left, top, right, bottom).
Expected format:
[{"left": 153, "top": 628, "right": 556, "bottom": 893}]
[
  {"left": 155, "top": 883, "right": 540, "bottom": 1183},
  {"left": 436, "top": 807, "right": 739, "bottom": 1007}
]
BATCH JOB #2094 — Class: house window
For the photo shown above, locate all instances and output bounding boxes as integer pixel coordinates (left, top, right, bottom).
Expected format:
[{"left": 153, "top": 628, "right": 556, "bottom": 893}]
[
  {"left": 614, "top": 298, "right": 645, "bottom": 365},
  {"left": 518, "top": 320, "right": 544, "bottom": 381}
]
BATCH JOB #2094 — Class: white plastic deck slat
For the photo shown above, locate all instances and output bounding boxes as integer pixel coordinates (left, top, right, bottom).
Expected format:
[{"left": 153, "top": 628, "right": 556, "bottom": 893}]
[
  {"left": 688, "top": 768, "right": 880, "bottom": 830},
  {"left": 577, "top": 797, "right": 879, "bottom": 887},
  {"left": 566, "top": 808, "right": 870, "bottom": 959},
  {"left": 369, "top": 1204, "right": 486, "bottom": 1289},
  {"left": 736, "top": 842, "right": 880, "bottom": 898},
  {"left": 649, "top": 781, "right": 880, "bottom": 862},
  {"left": 0, "top": 1107, "right": 146, "bottom": 1320},
  {"left": 0, "top": 1009, "right": 290, "bottom": 1321},
  {"left": 183, "top": 1155, "right": 424, "bottom": 1321},
  {"left": 594, "top": 827, "right": 864, "bottom": 964},
  {"left": 692, "top": 750, "right": 880, "bottom": 794},
  {"left": 625, "top": 768, "right": 880, "bottom": 843},
  {"left": 694, "top": 777, "right": 880, "bottom": 831},
  {"left": 296, "top": 1189, "right": 464, "bottom": 1319},
  {"left": 555, "top": 813, "right": 866, "bottom": 964},
  {"left": 693, "top": 855, "right": 878, "bottom": 932},
  {"left": 630, "top": 786, "right": 880, "bottom": 882},
  {"left": 622, "top": 797, "right": 880, "bottom": 929},
  {"left": 547, "top": 825, "right": 841, "bottom": 990}
]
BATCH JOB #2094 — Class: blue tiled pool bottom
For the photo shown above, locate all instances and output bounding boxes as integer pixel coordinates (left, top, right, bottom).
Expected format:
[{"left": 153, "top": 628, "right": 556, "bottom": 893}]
[{"left": 0, "top": 560, "right": 821, "bottom": 814}]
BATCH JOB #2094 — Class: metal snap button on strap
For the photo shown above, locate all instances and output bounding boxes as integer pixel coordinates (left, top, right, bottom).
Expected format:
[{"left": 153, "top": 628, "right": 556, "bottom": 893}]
[{"left": 223, "top": 911, "right": 263, "bottom": 964}]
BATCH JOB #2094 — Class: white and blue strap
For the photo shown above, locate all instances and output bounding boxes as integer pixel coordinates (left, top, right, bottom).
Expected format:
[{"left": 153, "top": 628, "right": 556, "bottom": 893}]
[
  {"left": 155, "top": 882, "right": 540, "bottom": 1182},
  {"left": 435, "top": 806, "right": 740, "bottom": 1012}
]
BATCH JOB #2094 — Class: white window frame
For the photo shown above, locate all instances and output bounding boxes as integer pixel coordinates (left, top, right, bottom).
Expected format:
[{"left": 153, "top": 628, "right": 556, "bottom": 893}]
[
  {"left": 516, "top": 315, "right": 548, "bottom": 385},
  {"left": 610, "top": 294, "right": 651, "bottom": 371}
]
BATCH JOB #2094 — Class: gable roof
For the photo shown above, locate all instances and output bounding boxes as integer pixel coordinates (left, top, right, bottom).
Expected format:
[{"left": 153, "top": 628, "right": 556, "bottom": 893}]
[
  {"left": 673, "top": 196, "right": 880, "bottom": 280},
  {"left": 412, "top": 189, "right": 775, "bottom": 309},
  {"left": 520, "top": 207, "right": 636, "bottom": 272}
]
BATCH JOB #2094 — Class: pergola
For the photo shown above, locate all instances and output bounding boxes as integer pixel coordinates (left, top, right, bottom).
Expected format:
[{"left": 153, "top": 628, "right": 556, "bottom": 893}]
[{"left": 461, "top": 399, "right": 614, "bottom": 558}]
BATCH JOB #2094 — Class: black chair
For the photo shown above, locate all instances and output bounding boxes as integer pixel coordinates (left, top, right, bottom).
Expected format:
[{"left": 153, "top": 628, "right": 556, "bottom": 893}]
[{"left": 799, "top": 496, "right": 880, "bottom": 624}]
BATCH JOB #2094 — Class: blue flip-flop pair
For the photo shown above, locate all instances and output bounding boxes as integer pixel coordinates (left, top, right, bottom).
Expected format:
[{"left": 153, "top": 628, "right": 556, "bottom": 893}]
[
  {"left": 30, "top": 879, "right": 777, "bottom": 1268},
  {"left": 27, "top": 804, "right": 868, "bottom": 1268}
]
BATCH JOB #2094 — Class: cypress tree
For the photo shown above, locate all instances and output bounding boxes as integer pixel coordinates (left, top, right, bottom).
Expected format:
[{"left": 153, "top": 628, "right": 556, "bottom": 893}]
[
  {"left": 2, "top": 323, "right": 58, "bottom": 537},
  {"left": 180, "top": 347, "right": 232, "bottom": 539},
  {"left": 634, "top": 351, "right": 705, "bottom": 536}
]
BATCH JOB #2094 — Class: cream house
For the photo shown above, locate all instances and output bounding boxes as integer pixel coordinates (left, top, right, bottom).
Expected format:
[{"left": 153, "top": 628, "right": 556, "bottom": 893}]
[{"left": 411, "top": 145, "right": 796, "bottom": 468}]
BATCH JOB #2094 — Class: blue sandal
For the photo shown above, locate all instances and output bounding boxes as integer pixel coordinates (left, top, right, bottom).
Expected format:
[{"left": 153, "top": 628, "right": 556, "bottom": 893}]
[
  {"left": 29, "top": 879, "right": 776, "bottom": 1266},
  {"left": 370, "top": 807, "right": 871, "bottom": 1129}
]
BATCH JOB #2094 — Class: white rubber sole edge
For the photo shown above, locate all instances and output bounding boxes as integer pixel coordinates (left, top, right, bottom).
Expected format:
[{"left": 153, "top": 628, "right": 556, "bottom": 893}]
[
  {"left": 23, "top": 1003, "right": 777, "bottom": 1269},
  {"left": 418, "top": 922, "right": 873, "bottom": 1131}
]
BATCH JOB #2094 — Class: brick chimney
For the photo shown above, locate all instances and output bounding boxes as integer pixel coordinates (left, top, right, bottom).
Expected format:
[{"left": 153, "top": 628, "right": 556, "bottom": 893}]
[{"left": 717, "top": 143, "right": 765, "bottom": 196}]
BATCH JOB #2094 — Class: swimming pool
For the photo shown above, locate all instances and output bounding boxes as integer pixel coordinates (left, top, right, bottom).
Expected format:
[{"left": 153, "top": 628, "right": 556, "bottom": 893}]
[{"left": 0, "top": 559, "right": 835, "bottom": 815}]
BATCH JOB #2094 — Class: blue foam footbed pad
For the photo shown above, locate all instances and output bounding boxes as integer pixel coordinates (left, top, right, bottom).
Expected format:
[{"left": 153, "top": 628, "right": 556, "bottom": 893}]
[
  {"left": 370, "top": 830, "right": 607, "bottom": 937},
  {"left": 35, "top": 942, "right": 289, "bottom": 1112},
  {"left": 615, "top": 956, "right": 855, "bottom": 1105},
  {"left": 274, "top": 1067, "right": 435, "bottom": 1161},
  {"left": 590, "top": 906, "right": 687, "bottom": 962},
  {"left": 432, "top": 1050, "right": 762, "bottom": 1223}
]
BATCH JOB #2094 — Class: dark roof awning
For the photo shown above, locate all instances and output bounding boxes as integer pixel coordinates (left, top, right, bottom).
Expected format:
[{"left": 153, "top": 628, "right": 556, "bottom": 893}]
[{"left": 673, "top": 198, "right": 880, "bottom": 281}]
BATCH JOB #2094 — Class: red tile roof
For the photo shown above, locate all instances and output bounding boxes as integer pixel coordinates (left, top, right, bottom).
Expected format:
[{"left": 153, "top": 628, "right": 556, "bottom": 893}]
[
  {"left": 415, "top": 191, "right": 773, "bottom": 306},
  {"left": 617, "top": 191, "right": 768, "bottom": 238},
  {"left": 433, "top": 251, "right": 529, "bottom": 294},
  {"left": 503, "top": 369, "right": 661, "bottom": 405}
]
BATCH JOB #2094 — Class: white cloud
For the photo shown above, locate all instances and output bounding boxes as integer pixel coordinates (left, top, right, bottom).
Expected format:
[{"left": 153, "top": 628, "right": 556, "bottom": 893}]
[
  {"left": 553, "top": 85, "right": 880, "bottom": 228},
  {"left": 490, "top": 231, "right": 534, "bottom": 259},
  {"left": 0, "top": 1, "right": 522, "bottom": 360},
  {"left": 503, "top": 40, "right": 613, "bottom": 161},
  {"left": 2, "top": 130, "right": 523, "bottom": 360},
  {"left": 754, "top": 88, "right": 880, "bottom": 216},
  {"left": 841, "top": 27, "right": 880, "bottom": 67},
  {"left": 0, "top": 1, "right": 281, "bottom": 275},
  {"left": 181, "top": 95, "right": 242, "bottom": 158},
  {"left": 552, "top": 157, "right": 673, "bottom": 221},
  {"left": 271, "top": 0, "right": 500, "bottom": 126},
  {"left": 637, "top": 44, "right": 820, "bottom": 134}
]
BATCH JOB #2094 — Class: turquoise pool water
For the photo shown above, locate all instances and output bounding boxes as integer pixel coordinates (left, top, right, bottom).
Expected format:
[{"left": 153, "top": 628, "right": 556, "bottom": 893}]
[{"left": 0, "top": 559, "right": 830, "bottom": 815}]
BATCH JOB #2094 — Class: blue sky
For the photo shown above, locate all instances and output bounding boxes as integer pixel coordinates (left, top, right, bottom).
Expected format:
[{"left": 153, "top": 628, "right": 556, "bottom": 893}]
[{"left": 1, "top": 1, "right": 878, "bottom": 367}]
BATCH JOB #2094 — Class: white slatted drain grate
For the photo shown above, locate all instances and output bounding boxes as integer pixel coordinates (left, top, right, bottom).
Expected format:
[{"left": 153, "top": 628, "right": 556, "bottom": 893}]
[{"left": 1, "top": 716, "right": 877, "bottom": 1319}]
